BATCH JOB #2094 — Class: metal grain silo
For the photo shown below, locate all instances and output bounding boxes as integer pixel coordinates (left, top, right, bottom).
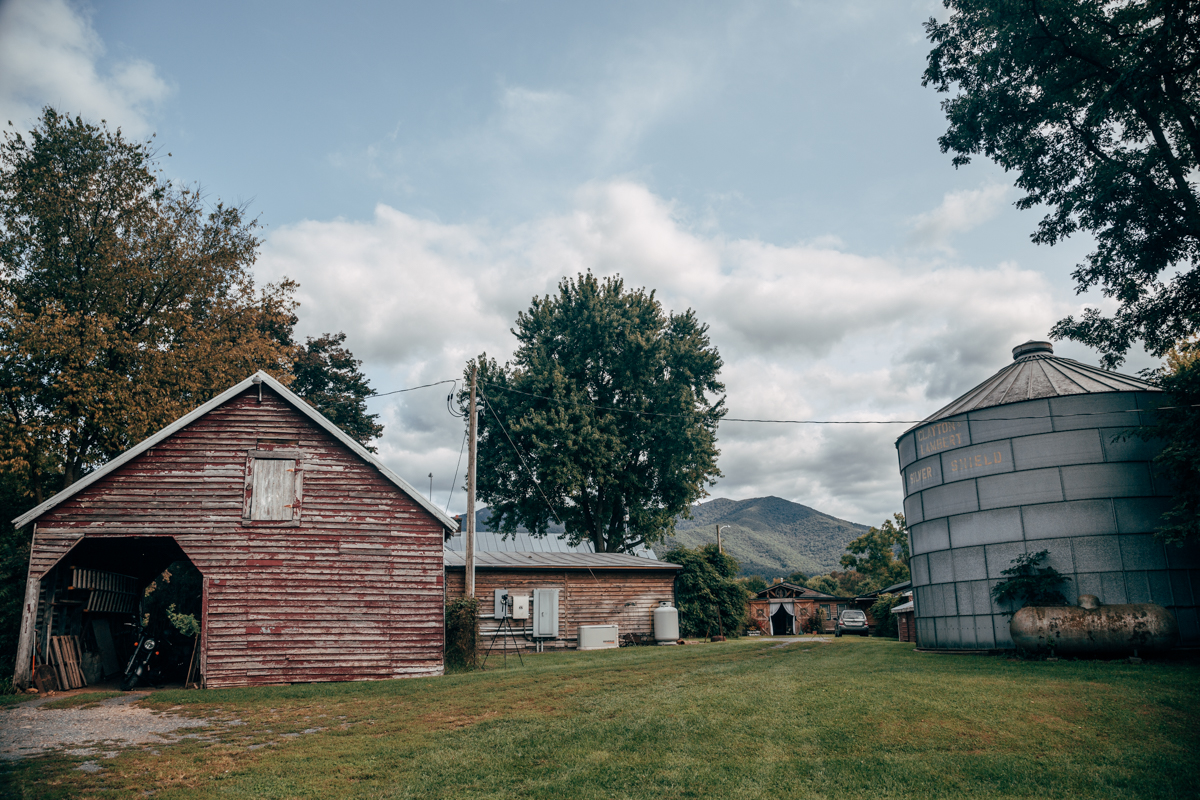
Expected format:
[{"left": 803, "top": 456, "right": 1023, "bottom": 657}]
[{"left": 895, "top": 341, "right": 1199, "bottom": 650}]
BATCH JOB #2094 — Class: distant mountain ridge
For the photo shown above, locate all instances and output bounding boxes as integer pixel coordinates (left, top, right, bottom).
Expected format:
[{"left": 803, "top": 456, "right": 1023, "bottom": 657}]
[
  {"left": 660, "top": 496, "right": 869, "bottom": 578},
  {"left": 470, "top": 496, "right": 868, "bottom": 578}
]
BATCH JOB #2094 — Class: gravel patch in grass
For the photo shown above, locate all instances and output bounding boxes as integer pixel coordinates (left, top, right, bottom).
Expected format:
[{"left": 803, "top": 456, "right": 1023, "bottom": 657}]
[{"left": 0, "top": 691, "right": 221, "bottom": 762}]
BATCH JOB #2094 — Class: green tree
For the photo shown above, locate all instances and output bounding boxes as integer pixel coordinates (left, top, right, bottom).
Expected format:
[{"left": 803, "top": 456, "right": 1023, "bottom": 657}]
[
  {"left": 740, "top": 575, "right": 768, "bottom": 594},
  {"left": 923, "top": 1, "right": 1200, "bottom": 367},
  {"left": 0, "top": 109, "right": 298, "bottom": 501},
  {"left": 291, "top": 332, "right": 383, "bottom": 451},
  {"left": 840, "top": 513, "right": 911, "bottom": 592},
  {"left": 785, "top": 570, "right": 809, "bottom": 586},
  {"left": 660, "top": 543, "right": 748, "bottom": 638},
  {"left": 463, "top": 273, "right": 725, "bottom": 553},
  {"left": 804, "top": 574, "right": 840, "bottom": 596},
  {"left": 1145, "top": 340, "right": 1200, "bottom": 544}
]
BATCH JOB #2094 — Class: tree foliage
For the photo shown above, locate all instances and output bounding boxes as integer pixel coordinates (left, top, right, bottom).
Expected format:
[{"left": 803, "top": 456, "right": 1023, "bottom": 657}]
[
  {"left": 804, "top": 570, "right": 868, "bottom": 597},
  {"left": 660, "top": 543, "right": 748, "bottom": 638},
  {"left": 923, "top": 1, "right": 1200, "bottom": 366},
  {"left": 840, "top": 513, "right": 911, "bottom": 592},
  {"left": 1145, "top": 340, "right": 1200, "bottom": 543},
  {"left": 0, "top": 109, "right": 298, "bottom": 500},
  {"left": 463, "top": 273, "right": 725, "bottom": 553},
  {"left": 868, "top": 593, "right": 906, "bottom": 639},
  {"left": 291, "top": 332, "right": 383, "bottom": 451},
  {"left": 740, "top": 575, "right": 768, "bottom": 594}
]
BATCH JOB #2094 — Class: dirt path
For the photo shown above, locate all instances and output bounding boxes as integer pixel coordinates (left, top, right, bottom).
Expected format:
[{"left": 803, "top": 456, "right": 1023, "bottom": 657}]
[{"left": 0, "top": 691, "right": 222, "bottom": 766}]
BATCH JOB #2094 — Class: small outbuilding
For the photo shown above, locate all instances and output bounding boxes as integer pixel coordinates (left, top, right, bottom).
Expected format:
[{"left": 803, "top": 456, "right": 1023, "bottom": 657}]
[
  {"left": 14, "top": 372, "right": 457, "bottom": 689},
  {"left": 444, "top": 531, "right": 681, "bottom": 648},
  {"left": 747, "top": 582, "right": 845, "bottom": 634}
]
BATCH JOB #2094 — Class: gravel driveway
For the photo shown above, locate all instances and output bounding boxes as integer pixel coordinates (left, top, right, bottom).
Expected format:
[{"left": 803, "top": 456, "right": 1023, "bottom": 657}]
[{"left": 1, "top": 691, "right": 219, "bottom": 765}]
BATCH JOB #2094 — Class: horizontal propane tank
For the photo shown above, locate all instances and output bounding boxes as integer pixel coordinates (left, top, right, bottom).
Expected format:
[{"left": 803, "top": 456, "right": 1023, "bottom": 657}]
[{"left": 1010, "top": 595, "right": 1178, "bottom": 656}]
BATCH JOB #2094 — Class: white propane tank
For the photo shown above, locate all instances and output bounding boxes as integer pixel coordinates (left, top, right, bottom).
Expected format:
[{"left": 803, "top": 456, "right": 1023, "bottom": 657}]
[
  {"left": 577, "top": 624, "right": 619, "bottom": 650},
  {"left": 653, "top": 601, "right": 680, "bottom": 644}
]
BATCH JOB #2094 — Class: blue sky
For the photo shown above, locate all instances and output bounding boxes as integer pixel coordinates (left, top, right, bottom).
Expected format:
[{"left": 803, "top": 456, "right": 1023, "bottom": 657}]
[{"left": 0, "top": 0, "right": 1156, "bottom": 526}]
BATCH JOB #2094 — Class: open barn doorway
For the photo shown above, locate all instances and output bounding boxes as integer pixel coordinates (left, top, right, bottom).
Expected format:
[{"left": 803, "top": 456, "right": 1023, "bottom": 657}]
[
  {"left": 33, "top": 536, "right": 204, "bottom": 691},
  {"left": 770, "top": 604, "right": 794, "bottom": 635}
]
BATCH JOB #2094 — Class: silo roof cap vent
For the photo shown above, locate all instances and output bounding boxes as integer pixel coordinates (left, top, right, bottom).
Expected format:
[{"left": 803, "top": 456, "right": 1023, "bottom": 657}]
[{"left": 1012, "top": 340, "right": 1054, "bottom": 360}]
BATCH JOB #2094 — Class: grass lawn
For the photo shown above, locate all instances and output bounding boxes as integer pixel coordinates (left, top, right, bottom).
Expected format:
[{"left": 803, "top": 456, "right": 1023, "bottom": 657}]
[{"left": 2, "top": 637, "right": 1198, "bottom": 799}]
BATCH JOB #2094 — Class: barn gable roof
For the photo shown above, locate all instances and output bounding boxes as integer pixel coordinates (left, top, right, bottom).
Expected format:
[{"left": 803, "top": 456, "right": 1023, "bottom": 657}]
[{"left": 13, "top": 371, "right": 459, "bottom": 532}]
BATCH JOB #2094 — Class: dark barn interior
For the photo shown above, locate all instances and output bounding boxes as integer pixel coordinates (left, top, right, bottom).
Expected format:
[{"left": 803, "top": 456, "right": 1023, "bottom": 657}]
[{"left": 32, "top": 536, "right": 202, "bottom": 690}]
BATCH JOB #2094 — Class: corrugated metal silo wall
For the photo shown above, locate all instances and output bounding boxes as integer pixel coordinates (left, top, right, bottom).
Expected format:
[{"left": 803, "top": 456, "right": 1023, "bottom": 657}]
[{"left": 896, "top": 391, "right": 1200, "bottom": 649}]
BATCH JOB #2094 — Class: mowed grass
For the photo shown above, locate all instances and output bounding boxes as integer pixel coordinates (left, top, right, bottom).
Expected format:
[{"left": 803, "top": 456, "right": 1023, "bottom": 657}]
[{"left": 3, "top": 637, "right": 1198, "bottom": 799}]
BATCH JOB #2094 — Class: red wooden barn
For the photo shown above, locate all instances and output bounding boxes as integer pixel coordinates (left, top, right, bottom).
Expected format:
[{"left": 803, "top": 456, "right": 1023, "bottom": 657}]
[{"left": 13, "top": 372, "right": 457, "bottom": 689}]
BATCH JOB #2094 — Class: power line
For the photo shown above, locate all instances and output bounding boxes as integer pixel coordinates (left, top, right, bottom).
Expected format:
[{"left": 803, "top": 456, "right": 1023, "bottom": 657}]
[
  {"left": 322, "top": 378, "right": 458, "bottom": 407},
  {"left": 334, "top": 377, "right": 1188, "bottom": 426},
  {"left": 444, "top": 428, "right": 467, "bottom": 514},
  {"left": 481, "top": 381, "right": 1186, "bottom": 425},
  {"left": 478, "top": 388, "right": 565, "bottom": 526}
]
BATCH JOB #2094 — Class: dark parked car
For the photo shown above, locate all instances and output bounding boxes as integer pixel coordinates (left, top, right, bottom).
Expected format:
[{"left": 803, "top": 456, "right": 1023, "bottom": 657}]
[{"left": 835, "top": 609, "right": 869, "bottom": 637}]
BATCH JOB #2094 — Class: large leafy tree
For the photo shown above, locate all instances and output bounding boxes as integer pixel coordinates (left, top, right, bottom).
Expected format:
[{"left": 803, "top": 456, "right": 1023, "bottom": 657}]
[
  {"left": 291, "top": 332, "right": 383, "bottom": 451},
  {"left": 923, "top": 1, "right": 1200, "bottom": 367},
  {"left": 839, "top": 513, "right": 911, "bottom": 592},
  {"left": 0, "top": 109, "right": 298, "bottom": 501},
  {"left": 464, "top": 273, "right": 725, "bottom": 553}
]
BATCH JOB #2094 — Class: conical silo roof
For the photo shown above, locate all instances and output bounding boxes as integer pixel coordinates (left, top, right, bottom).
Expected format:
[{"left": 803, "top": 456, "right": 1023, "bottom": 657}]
[{"left": 908, "top": 340, "right": 1160, "bottom": 432}]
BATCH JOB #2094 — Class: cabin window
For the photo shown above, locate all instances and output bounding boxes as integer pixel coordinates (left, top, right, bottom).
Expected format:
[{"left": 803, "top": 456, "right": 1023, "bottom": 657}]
[
  {"left": 243, "top": 443, "right": 302, "bottom": 525},
  {"left": 821, "top": 604, "right": 831, "bottom": 620}
]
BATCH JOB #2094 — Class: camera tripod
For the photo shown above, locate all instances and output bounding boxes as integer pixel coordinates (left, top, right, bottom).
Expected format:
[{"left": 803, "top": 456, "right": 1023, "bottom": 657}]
[{"left": 481, "top": 614, "right": 525, "bottom": 670}]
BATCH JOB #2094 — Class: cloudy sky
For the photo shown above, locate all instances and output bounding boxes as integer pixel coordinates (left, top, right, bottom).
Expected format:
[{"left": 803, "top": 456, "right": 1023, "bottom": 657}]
[{"left": 0, "top": 0, "right": 1159, "bottom": 526}]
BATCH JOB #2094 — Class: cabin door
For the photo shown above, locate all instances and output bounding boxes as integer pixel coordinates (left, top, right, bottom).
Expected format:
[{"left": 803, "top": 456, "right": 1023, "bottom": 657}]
[{"left": 770, "top": 604, "right": 794, "bottom": 635}]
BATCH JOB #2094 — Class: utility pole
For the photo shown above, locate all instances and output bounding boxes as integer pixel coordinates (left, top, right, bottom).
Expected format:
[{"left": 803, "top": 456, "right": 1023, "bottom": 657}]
[
  {"left": 466, "top": 364, "right": 478, "bottom": 600},
  {"left": 716, "top": 524, "right": 729, "bottom": 554}
]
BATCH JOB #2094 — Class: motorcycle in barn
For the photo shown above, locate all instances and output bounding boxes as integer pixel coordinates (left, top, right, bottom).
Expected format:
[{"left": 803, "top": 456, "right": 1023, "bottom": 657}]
[{"left": 120, "top": 625, "right": 158, "bottom": 691}]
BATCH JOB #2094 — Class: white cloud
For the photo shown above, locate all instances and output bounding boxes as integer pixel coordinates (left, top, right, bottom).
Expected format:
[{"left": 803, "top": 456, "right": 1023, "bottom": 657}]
[
  {"left": 258, "top": 180, "right": 1069, "bottom": 525},
  {"left": 907, "top": 183, "right": 1010, "bottom": 251},
  {"left": 0, "top": 0, "right": 171, "bottom": 136}
]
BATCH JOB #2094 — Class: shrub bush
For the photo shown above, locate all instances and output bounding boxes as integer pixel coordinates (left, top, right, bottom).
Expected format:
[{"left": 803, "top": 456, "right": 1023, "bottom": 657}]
[
  {"left": 659, "top": 544, "right": 749, "bottom": 638},
  {"left": 869, "top": 593, "right": 905, "bottom": 638},
  {"left": 990, "top": 550, "right": 1069, "bottom": 615},
  {"left": 445, "top": 597, "right": 480, "bottom": 670}
]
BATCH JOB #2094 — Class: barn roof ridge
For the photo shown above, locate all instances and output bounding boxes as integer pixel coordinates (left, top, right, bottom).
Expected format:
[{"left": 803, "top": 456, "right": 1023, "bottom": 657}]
[{"left": 12, "top": 370, "right": 459, "bottom": 532}]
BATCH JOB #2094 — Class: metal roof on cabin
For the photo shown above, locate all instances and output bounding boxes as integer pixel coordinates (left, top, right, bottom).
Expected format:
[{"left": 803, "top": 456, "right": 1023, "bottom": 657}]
[
  {"left": 444, "top": 529, "right": 659, "bottom": 559},
  {"left": 903, "top": 341, "right": 1159, "bottom": 435},
  {"left": 444, "top": 549, "right": 680, "bottom": 570}
]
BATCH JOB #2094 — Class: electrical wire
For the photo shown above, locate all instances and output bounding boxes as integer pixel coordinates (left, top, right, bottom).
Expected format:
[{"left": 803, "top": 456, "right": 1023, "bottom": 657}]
[
  {"left": 322, "top": 378, "right": 458, "bottom": 407},
  {"left": 478, "top": 388, "right": 566, "bottom": 526},
  {"left": 444, "top": 428, "right": 468, "bottom": 514},
  {"left": 331, "top": 376, "right": 1190, "bottom": 427},
  {"left": 481, "top": 381, "right": 1190, "bottom": 425}
]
